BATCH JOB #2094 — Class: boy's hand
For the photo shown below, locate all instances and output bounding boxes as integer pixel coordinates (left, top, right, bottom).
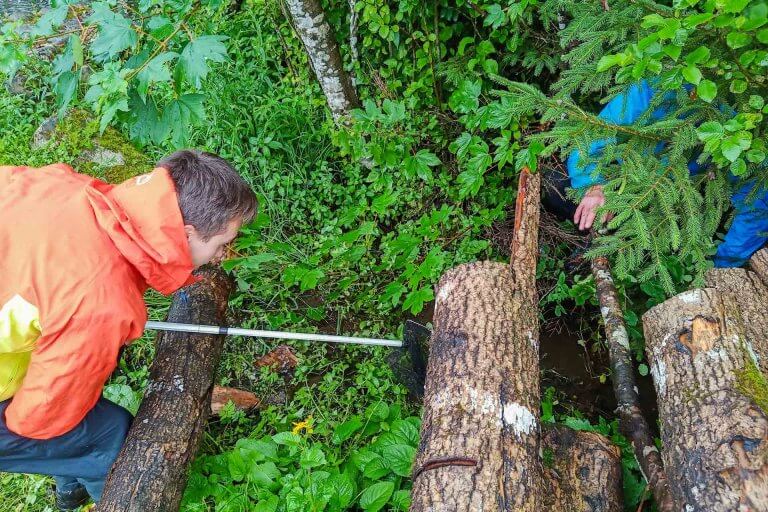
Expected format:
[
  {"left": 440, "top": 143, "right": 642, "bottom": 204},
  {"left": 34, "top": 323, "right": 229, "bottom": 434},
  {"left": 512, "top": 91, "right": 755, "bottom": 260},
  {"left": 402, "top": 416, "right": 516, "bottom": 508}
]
[{"left": 574, "top": 185, "right": 607, "bottom": 231}]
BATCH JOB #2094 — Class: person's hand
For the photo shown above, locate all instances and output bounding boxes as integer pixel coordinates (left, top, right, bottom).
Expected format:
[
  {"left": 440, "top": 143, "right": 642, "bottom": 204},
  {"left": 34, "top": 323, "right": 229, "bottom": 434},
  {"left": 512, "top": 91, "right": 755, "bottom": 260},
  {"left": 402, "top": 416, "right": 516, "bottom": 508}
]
[{"left": 574, "top": 185, "right": 606, "bottom": 231}]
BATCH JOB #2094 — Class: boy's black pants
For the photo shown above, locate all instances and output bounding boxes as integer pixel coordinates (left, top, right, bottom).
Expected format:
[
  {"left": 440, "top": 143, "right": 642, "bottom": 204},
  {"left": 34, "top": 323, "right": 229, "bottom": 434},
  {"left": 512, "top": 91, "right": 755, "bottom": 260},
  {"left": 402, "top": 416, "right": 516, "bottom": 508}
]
[{"left": 0, "top": 397, "right": 132, "bottom": 502}]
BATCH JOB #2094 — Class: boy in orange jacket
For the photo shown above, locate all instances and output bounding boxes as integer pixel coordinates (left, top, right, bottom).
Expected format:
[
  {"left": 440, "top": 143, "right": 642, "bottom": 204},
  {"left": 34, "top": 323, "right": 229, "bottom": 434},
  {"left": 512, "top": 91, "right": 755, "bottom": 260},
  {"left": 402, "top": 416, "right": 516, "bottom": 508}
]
[{"left": 0, "top": 149, "right": 257, "bottom": 509}]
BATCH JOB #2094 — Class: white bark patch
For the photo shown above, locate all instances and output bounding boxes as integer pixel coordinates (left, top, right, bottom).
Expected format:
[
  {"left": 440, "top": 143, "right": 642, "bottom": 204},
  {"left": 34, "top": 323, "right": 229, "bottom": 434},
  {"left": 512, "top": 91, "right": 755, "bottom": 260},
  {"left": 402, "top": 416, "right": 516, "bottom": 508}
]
[
  {"left": 502, "top": 402, "right": 537, "bottom": 438},
  {"left": 173, "top": 375, "right": 185, "bottom": 392},
  {"left": 526, "top": 330, "right": 536, "bottom": 347},
  {"left": 610, "top": 327, "right": 631, "bottom": 350},
  {"left": 678, "top": 289, "right": 704, "bottom": 304},
  {"left": 431, "top": 386, "right": 499, "bottom": 418},
  {"left": 642, "top": 445, "right": 658, "bottom": 457},
  {"left": 436, "top": 281, "right": 456, "bottom": 306},
  {"left": 600, "top": 306, "right": 610, "bottom": 318},
  {"left": 650, "top": 359, "right": 667, "bottom": 396}
]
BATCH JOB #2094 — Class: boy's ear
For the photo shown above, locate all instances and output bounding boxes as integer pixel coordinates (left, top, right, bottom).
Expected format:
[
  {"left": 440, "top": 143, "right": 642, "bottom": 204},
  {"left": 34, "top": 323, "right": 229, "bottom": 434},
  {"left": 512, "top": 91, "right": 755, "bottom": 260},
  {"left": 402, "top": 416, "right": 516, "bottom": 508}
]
[{"left": 184, "top": 224, "right": 197, "bottom": 240}]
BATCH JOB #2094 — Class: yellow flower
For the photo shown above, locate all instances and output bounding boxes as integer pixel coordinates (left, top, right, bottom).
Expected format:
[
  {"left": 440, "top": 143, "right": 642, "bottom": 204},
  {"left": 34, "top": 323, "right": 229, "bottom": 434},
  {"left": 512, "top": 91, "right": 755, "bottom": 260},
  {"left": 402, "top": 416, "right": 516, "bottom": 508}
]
[{"left": 291, "top": 415, "right": 314, "bottom": 435}]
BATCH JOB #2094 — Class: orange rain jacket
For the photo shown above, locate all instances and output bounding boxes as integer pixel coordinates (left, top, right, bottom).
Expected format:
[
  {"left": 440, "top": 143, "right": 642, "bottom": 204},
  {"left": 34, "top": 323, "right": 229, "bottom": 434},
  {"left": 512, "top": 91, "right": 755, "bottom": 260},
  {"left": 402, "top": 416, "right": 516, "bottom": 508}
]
[{"left": 0, "top": 164, "right": 195, "bottom": 439}]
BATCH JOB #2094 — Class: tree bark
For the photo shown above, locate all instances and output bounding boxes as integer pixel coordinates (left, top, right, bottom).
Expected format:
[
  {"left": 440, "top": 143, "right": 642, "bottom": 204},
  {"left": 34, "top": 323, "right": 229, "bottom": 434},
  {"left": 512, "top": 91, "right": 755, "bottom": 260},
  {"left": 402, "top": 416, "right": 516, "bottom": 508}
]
[
  {"left": 542, "top": 425, "right": 623, "bottom": 512},
  {"left": 642, "top": 288, "right": 768, "bottom": 511},
  {"left": 705, "top": 267, "right": 768, "bottom": 374},
  {"left": 97, "top": 267, "right": 233, "bottom": 512},
  {"left": 749, "top": 248, "right": 768, "bottom": 287},
  {"left": 591, "top": 256, "right": 673, "bottom": 511},
  {"left": 284, "top": 0, "right": 359, "bottom": 122},
  {"left": 410, "top": 168, "right": 543, "bottom": 511}
]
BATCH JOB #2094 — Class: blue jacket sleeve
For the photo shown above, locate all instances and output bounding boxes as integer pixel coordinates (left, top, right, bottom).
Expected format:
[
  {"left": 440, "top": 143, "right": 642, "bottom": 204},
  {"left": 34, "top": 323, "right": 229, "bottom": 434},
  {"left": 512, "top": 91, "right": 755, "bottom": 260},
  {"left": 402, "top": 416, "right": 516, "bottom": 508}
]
[{"left": 567, "top": 80, "right": 657, "bottom": 190}]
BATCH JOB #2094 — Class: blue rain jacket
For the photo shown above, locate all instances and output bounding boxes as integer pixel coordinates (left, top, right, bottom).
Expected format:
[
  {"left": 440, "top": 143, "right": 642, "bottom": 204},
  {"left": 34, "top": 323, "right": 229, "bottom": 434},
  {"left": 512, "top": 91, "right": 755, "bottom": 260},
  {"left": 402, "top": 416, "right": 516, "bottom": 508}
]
[{"left": 566, "top": 80, "right": 768, "bottom": 267}]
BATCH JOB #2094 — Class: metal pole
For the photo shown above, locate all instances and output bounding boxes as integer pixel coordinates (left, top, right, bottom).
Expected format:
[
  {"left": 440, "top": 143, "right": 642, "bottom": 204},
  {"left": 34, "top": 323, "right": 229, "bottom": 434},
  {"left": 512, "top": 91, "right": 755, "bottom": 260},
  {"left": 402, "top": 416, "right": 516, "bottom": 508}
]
[{"left": 145, "top": 320, "right": 403, "bottom": 348}]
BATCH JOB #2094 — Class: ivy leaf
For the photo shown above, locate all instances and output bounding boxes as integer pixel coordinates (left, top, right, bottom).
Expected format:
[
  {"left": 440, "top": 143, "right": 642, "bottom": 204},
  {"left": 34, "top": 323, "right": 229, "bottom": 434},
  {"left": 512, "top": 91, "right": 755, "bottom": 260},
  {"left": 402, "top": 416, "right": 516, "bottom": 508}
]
[
  {"left": 697, "top": 80, "right": 717, "bottom": 102},
  {"left": 359, "top": 482, "right": 395, "bottom": 512},
  {"left": 177, "top": 35, "right": 229, "bottom": 88},
  {"left": 87, "top": 2, "right": 138, "bottom": 61},
  {"left": 162, "top": 93, "right": 206, "bottom": 147},
  {"left": 136, "top": 52, "right": 178, "bottom": 100}
]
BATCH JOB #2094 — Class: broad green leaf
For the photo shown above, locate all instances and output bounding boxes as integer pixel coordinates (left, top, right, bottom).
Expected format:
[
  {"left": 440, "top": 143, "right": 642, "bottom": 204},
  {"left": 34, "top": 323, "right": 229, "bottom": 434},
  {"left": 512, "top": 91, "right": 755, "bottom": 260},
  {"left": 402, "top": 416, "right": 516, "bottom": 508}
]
[
  {"left": 147, "top": 15, "right": 174, "bottom": 39},
  {"left": 484, "top": 4, "right": 505, "bottom": 29},
  {"left": 726, "top": 31, "right": 752, "bottom": 49},
  {"left": 162, "top": 93, "right": 206, "bottom": 147},
  {"left": 697, "top": 80, "right": 717, "bottom": 102},
  {"left": 721, "top": 137, "right": 744, "bottom": 162},
  {"left": 749, "top": 95, "right": 765, "bottom": 110},
  {"left": 723, "top": 0, "right": 750, "bottom": 13},
  {"left": 747, "top": 149, "right": 766, "bottom": 163},
  {"left": 128, "top": 91, "right": 167, "bottom": 145},
  {"left": 300, "top": 445, "right": 327, "bottom": 469},
  {"left": 448, "top": 80, "right": 481, "bottom": 114},
  {"left": 682, "top": 12, "right": 713, "bottom": 28},
  {"left": 272, "top": 431, "right": 301, "bottom": 446},
  {"left": 55, "top": 70, "right": 78, "bottom": 119},
  {"left": 758, "top": 29, "right": 768, "bottom": 44},
  {"left": 596, "top": 54, "right": 625, "bottom": 72},
  {"left": 684, "top": 46, "right": 710, "bottom": 65},
  {"left": 730, "top": 79, "right": 747, "bottom": 94},
  {"left": 136, "top": 52, "right": 178, "bottom": 100},
  {"left": 391, "top": 419, "right": 419, "bottom": 446},
  {"left": 696, "top": 121, "right": 724, "bottom": 142},
  {"left": 402, "top": 287, "right": 434, "bottom": 314},
  {"left": 332, "top": 417, "right": 364, "bottom": 444},
  {"left": 359, "top": 482, "right": 395, "bottom": 512},
  {"left": 681, "top": 65, "right": 702, "bottom": 85},
  {"left": 253, "top": 495, "right": 279, "bottom": 512},
  {"left": 391, "top": 490, "right": 411, "bottom": 511},
  {"left": 730, "top": 158, "right": 747, "bottom": 176},
  {"left": 87, "top": 2, "right": 138, "bottom": 60},
  {"left": 328, "top": 473, "right": 355, "bottom": 508},
  {"left": 30, "top": 4, "right": 68, "bottom": 37},
  {"left": 382, "top": 444, "right": 416, "bottom": 476},
  {"left": 177, "top": 35, "right": 229, "bottom": 88}
]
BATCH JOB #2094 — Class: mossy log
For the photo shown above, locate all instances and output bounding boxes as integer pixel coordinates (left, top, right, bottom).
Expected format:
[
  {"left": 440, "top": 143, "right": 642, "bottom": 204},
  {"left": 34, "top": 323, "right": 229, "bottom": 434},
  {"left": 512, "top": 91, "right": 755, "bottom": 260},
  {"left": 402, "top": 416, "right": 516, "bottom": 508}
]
[
  {"left": 97, "top": 267, "right": 233, "bottom": 512},
  {"left": 642, "top": 288, "right": 768, "bottom": 511}
]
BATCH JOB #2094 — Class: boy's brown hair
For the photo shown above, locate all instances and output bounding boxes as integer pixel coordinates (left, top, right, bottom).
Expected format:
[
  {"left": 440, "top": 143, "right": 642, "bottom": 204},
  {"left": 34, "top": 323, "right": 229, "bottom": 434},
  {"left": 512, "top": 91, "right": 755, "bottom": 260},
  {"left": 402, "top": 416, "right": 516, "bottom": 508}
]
[{"left": 159, "top": 150, "right": 257, "bottom": 240}]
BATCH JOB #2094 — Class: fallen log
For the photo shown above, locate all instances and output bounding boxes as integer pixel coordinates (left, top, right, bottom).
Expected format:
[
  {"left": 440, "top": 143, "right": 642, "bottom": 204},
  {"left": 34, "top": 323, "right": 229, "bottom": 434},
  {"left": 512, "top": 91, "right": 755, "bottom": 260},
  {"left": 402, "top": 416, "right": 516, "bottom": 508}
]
[
  {"left": 542, "top": 425, "right": 623, "bottom": 512},
  {"left": 411, "top": 169, "right": 622, "bottom": 511},
  {"left": 749, "top": 247, "right": 768, "bottom": 285},
  {"left": 97, "top": 267, "right": 233, "bottom": 512},
  {"left": 642, "top": 288, "right": 768, "bottom": 511},
  {"left": 705, "top": 266, "right": 768, "bottom": 374},
  {"left": 591, "top": 256, "right": 673, "bottom": 511}
]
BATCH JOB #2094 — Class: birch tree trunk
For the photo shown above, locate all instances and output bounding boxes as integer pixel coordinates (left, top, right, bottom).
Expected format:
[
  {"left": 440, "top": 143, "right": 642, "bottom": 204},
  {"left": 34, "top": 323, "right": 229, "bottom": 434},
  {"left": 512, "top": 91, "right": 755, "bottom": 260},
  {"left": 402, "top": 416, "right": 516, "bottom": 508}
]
[
  {"left": 642, "top": 288, "right": 768, "bottom": 511},
  {"left": 284, "top": 0, "right": 359, "bottom": 122}
]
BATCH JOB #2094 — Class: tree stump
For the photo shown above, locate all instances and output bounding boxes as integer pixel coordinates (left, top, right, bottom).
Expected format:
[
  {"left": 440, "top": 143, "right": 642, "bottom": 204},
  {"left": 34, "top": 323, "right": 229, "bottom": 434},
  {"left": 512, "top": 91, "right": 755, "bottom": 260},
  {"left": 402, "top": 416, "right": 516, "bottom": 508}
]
[
  {"left": 542, "top": 425, "right": 623, "bottom": 512},
  {"left": 642, "top": 288, "right": 768, "bottom": 511},
  {"left": 96, "top": 267, "right": 233, "bottom": 512}
]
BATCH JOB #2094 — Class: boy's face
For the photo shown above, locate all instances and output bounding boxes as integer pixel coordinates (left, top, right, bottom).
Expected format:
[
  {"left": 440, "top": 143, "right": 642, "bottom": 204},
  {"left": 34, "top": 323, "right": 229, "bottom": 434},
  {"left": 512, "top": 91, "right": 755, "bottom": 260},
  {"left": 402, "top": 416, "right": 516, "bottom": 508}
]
[{"left": 185, "top": 217, "right": 242, "bottom": 269}]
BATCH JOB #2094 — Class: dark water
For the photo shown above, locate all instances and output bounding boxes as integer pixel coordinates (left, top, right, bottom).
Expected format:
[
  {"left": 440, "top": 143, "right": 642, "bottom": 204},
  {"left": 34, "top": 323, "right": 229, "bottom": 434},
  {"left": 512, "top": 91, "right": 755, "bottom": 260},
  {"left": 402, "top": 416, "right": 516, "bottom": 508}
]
[{"left": 0, "top": 0, "right": 49, "bottom": 20}]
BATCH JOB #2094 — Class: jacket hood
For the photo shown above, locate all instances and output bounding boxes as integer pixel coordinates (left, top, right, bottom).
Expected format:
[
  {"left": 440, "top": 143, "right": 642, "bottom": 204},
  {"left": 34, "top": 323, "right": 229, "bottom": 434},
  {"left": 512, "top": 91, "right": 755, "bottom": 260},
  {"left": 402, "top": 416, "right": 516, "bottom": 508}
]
[{"left": 86, "top": 167, "right": 195, "bottom": 294}]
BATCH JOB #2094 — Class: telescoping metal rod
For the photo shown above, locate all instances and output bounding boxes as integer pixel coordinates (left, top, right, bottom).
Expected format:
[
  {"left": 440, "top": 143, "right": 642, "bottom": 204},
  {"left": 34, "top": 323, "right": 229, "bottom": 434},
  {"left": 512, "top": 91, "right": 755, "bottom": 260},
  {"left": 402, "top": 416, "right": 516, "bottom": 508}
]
[{"left": 145, "top": 321, "right": 403, "bottom": 348}]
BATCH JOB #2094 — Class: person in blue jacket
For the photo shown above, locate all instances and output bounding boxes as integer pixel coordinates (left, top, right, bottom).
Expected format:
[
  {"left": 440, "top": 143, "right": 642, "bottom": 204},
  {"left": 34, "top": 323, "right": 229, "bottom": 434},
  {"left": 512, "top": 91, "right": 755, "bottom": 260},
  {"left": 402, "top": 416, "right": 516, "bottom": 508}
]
[{"left": 566, "top": 80, "right": 768, "bottom": 267}]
